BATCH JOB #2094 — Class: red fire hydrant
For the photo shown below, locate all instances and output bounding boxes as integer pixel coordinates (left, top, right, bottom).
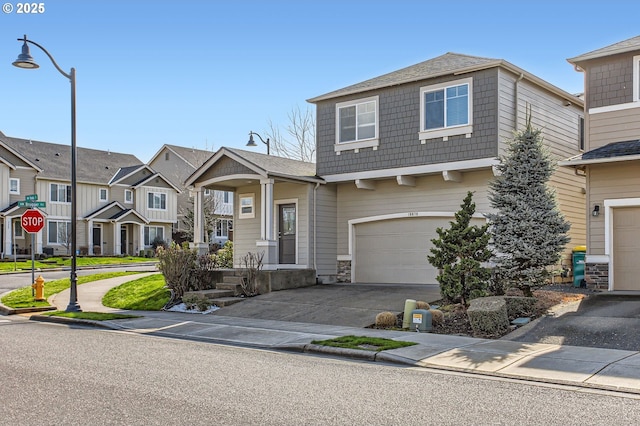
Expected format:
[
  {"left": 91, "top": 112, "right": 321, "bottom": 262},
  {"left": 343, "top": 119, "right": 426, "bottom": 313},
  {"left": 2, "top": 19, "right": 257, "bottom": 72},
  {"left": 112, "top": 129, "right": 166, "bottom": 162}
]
[{"left": 32, "top": 275, "right": 45, "bottom": 301}]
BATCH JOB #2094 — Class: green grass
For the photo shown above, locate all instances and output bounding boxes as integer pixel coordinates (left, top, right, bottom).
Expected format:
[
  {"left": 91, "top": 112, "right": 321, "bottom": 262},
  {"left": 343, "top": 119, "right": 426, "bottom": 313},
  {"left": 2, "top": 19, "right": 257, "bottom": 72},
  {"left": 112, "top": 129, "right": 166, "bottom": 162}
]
[
  {"left": 0, "top": 256, "right": 155, "bottom": 273},
  {"left": 102, "top": 273, "right": 169, "bottom": 311},
  {"left": 311, "top": 336, "right": 417, "bottom": 352},
  {"left": 0, "top": 271, "right": 142, "bottom": 308},
  {"left": 41, "top": 311, "right": 140, "bottom": 320}
]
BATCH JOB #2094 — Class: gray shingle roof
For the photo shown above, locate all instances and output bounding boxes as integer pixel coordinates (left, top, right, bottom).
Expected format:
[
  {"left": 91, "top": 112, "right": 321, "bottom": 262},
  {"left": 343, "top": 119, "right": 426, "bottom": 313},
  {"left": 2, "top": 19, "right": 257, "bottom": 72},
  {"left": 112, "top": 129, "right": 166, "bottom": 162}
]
[
  {"left": 1, "top": 135, "right": 142, "bottom": 184},
  {"left": 307, "top": 52, "right": 501, "bottom": 102},
  {"left": 568, "top": 35, "right": 640, "bottom": 64},
  {"left": 582, "top": 140, "right": 640, "bottom": 160},
  {"left": 164, "top": 144, "right": 214, "bottom": 169},
  {"left": 225, "top": 147, "right": 317, "bottom": 178}
]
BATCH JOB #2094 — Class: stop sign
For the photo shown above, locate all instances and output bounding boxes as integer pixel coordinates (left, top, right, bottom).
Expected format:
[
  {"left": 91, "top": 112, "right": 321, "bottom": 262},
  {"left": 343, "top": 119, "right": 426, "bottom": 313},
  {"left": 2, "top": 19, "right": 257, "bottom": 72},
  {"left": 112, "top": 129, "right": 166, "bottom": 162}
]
[{"left": 21, "top": 209, "right": 45, "bottom": 233}]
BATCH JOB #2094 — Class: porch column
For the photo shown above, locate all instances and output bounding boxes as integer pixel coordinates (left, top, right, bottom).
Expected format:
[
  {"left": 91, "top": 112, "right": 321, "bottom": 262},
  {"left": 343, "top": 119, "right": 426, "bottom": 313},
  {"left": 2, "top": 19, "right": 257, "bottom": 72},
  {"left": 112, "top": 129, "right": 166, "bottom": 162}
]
[
  {"left": 114, "top": 223, "right": 121, "bottom": 255},
  {"left": 258, "top": 179, "right": 277, "bottom": 268},
  {"left": 190, "top": 187, "right": 208, "bottom": 254},
  {"left": 4, "top": 217, "right": 12, "bottom": 256},
  {"left": 139, "top": 224, "right": 145, "bottom": 253},
  {"left": 87, "top": 219, "right": 94, "bottom": 255}
]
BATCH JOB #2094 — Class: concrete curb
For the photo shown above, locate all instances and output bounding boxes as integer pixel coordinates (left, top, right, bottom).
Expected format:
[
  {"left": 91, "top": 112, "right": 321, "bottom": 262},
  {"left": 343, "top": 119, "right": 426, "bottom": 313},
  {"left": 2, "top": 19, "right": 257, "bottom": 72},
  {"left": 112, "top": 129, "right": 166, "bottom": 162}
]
[{"left": 29, "top": 314, "right": 118, "bottom": 329}]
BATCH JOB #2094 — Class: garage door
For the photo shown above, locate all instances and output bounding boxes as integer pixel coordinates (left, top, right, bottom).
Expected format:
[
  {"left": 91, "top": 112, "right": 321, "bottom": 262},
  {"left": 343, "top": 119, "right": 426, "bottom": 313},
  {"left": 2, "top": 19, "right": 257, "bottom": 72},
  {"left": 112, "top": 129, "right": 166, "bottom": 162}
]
[
  {"left": 354, "top": 216, "right": 485, "bottom": 284},
  {"left": 613, "top": 206, "right": 640, "bottom": 291}
]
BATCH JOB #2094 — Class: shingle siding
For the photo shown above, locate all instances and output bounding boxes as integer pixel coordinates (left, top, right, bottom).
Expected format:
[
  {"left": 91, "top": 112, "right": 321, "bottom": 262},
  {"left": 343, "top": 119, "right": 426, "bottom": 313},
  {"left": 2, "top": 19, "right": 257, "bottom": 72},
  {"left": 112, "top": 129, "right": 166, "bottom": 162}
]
[
  {"left": 586, "top": 55, "right": 633, "bottom": 109},
  {"left": 316, "top": 69, "right": 499, "bottom": 176}
]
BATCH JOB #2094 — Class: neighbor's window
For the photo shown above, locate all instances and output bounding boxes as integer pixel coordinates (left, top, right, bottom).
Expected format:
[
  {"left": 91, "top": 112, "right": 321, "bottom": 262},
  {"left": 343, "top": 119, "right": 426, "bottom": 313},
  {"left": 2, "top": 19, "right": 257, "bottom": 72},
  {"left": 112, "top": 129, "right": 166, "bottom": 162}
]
[
  {"left": 147, "top": 192, "right": 167, "bottom": 210},
  {"left": 50, "top": 183, "right": 71, "bottom": 203},
  {"left": 99, "top": 188, "right": 108, "bottom": 202},
  {"left": 420, "top": 77, "right": 473, "bottom": 141},
  {"left": 124, "top": 189, "right": 133, "bottom": 204},
  {"left": 9, "top": 178, "right": 20, "bottom": 195},
  {"left": 144, "top": 226, "right": 164, "bottom": 246},
  {"left": 239, "top": 193, "right": 254, "bottom": 219},
  {"left": 48, "top": 220, "right": 70, "bottom": 245},
  {"left": 216, "top": 218, "right": 233, "bottom": 238}
]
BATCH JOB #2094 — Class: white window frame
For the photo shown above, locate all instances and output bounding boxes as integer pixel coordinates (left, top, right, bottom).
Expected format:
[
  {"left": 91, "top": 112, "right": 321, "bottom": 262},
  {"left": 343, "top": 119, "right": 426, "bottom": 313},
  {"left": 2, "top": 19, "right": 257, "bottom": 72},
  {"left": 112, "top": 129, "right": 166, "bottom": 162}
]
[
  {"left": 144, "top": 225, "right": 164, "bottom": 246},
  {"left": 9, "top": 178, "right": 20, "bottom": 195},
  {"left": 419, "top": 77, "right": 473, "bottom": 142},
  {"left": 50, "top": 183, "right": 71, "bottom": 204},
  {"left": 239, "top": 193, "right": 255, "bottom": 219},
  {"left": 334, "top": 95, "right": 379, "bottom": 153},
  {"left": 147, "top": 192, "right": 167, "bottom": 210},
  {"left": 47, "top": 220, "right": 71, "bottom": 245},
  {"left": 124, "top": 189, "right": 133, "bottom": 204},
  {"left": 14, "top": 219, "right": 24, "bottom": 239},
  {"left": 633, "top": 55, "right": 640, "bottom": 102},
  {"left": 215, "top": 218, "right": 233, "bottom": 238},
  {"left": 99, "top": 188, "right": 108, "bottom": 202}
]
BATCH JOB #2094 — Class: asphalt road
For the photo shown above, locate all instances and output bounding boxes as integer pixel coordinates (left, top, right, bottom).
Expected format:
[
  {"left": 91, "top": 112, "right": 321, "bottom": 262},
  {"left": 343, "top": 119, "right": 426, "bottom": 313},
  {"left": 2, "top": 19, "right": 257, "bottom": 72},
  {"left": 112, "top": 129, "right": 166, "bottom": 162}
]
[{"left": 1, "top": 317, "right": 638, "bottom": 425}]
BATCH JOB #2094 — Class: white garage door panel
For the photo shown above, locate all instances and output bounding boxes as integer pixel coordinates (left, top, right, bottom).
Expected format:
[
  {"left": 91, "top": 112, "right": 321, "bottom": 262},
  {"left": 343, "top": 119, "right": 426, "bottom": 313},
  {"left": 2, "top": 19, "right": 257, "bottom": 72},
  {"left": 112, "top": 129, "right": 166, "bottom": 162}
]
[
  {"left": 355, "top": 217, "right": 485, "bottom": 284},
  {"left": 613, "top": 207, "right": 640, "bottom": 291}
]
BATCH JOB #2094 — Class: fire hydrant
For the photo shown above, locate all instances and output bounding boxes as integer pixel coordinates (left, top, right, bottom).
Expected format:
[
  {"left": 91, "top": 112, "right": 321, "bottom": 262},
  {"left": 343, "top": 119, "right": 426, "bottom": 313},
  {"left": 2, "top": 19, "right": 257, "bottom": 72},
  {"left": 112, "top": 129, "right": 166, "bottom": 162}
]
[{"left": 32, "top": 275, "right": 45, "bottom": 301}]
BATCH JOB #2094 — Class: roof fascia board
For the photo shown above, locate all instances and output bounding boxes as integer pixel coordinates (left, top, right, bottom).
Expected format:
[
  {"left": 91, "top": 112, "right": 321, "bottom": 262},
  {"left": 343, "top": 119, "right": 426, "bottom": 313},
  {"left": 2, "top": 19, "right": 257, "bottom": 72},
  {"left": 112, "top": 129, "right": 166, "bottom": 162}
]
[
  {"left": 185, "top": 148, "right": 267, "bottom": 187},
  {"left": 559, "top": 154, "right": 640, "bottom": 167}
]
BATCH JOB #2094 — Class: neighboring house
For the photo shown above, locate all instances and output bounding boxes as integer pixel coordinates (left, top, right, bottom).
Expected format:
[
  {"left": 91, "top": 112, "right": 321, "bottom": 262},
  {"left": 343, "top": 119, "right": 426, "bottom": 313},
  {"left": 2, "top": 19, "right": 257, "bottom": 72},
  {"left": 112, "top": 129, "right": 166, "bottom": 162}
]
[
  {"left": 561, "top": 35, "right": 640, "bottom": 291},
  {"left": 187, "top": 52, "right": 586, "bottom": 284},
  {"left": 148, "top": 144, "right": 233, "bottom": 245},
  {"left": 0, "top": 132, "right": 179, "bottom": 257}
]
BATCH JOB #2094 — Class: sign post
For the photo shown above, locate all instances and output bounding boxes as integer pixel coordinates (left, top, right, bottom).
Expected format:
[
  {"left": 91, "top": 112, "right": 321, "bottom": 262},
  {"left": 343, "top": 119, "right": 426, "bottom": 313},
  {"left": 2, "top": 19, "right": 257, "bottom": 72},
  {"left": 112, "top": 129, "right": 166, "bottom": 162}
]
[{"left": 21, "top": 207, "right": 45, "bottom": 297}]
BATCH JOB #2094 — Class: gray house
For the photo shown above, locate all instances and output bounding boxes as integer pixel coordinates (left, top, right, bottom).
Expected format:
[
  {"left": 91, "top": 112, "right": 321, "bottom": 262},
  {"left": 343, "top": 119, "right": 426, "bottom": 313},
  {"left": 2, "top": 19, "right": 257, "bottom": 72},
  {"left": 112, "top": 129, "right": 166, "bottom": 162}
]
[{"left": 188, "top": 52, "right": 586, "bottom": 285}]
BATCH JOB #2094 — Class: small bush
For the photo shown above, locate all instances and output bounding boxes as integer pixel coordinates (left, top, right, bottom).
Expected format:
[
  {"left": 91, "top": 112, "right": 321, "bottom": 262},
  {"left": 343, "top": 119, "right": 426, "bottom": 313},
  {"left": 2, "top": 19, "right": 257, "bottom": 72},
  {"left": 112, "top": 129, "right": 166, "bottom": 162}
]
[
  {"left": 375, "top": 311, "right": 398, "bottom": 328},
  {"left": 430, "top": 309, "right": 444, "bottom": 326},
  {"left": 182, "top": 293, "right": 200, "bottom": 310},
  {"left": 196, "top": 297, "right": 212, "bottom": 312},
  {"left": 416, "top": 301, "right": 431, "bottom": 310},
  {"left": 467, "top": 296, "right": 510, "bottom": 337}
]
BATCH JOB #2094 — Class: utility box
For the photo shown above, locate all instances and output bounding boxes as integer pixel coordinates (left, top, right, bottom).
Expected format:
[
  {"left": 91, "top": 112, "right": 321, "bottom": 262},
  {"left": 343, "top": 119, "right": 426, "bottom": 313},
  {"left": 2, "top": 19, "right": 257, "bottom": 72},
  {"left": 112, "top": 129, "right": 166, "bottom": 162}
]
[
  {"left": 572, "top": 245, "right": 587, "bottom": 288},
  {"left": 411, "top": 309, "right": 432, "bottom": 332},
  {"left": 402, "top": 299, "right": 417, "bottom": 329}
]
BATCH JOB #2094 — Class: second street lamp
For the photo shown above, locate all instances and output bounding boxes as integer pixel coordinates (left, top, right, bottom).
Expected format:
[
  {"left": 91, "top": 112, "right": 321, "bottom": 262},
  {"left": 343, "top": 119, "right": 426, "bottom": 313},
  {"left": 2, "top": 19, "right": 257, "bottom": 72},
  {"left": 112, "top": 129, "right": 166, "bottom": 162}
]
[
  {"left": 13, "top": 34, "right": 81, "bottom": 312},
  {"left": 246, "top": 131, "right": 270, "bottom": 155}
]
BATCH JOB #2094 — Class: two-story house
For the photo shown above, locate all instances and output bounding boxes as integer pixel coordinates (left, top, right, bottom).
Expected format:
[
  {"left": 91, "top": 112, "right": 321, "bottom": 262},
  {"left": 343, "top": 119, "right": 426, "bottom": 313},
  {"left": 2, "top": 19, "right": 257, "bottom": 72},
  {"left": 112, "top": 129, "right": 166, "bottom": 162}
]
[
  {"left": 187, "top": 52, "right": 586, "bottom": 285},
  {"left": 148, "top": 144, "right": 233, "bottom": 245},
  {"left": 561, "top": 36, "right": 640, "bottom": 291},
  {"left": 0, "top": 132, "right": 180, "bottom": 257}
]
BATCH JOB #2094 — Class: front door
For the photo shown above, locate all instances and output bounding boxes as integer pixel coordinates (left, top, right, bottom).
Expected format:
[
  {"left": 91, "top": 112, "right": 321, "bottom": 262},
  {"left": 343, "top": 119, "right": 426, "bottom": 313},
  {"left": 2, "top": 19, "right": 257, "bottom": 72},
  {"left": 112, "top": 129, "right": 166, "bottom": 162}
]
[
  {"left": 120, "top": 226, "right": 127, "bottom": 255},
  {"left": 92, "top": 226, "right": 101, "bottom": 255},
  {"left": 278, "top": 203, "right": 296, "bottom": 264}
]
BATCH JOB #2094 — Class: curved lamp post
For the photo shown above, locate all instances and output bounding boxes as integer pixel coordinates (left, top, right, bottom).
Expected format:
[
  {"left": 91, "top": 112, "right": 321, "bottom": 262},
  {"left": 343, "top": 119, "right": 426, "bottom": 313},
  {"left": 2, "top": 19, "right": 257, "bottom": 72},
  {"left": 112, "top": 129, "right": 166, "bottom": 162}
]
[
  {"left": 246, "top": 131, "right": 270, "bottom": 155},
  {"left": 13, "top": 34, "right": 81, "bottom": 312}
]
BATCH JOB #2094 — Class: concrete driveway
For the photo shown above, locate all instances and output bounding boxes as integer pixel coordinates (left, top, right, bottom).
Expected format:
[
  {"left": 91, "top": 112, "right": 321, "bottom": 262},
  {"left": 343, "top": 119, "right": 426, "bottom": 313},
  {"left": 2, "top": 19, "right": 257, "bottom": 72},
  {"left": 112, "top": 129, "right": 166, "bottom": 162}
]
[
  {"left": 503, "top": 293, "right": 640, "bottom": 351},
  {"left": 210, "top": 283, "right": 441, "bottom": 328}
]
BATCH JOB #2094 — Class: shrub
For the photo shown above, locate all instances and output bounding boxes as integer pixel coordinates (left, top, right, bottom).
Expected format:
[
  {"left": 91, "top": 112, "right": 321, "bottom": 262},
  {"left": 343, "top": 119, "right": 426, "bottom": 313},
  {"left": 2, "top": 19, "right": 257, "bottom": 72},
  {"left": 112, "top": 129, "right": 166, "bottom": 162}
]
[
  {"left": 214, "top": 241, "right": 234, "bottom": 268},
  {"left": 182, "top": 293, "right": 200, "bottom": 310},
  {"left": 430, "top": 309, "right": 444, "bottom": 326},
  {"left": 375, "top": 311, "right": 398, "bottom": 328},
  {"left": 240, "top": 251, "right": 264, "bottom": 296},
  {"left": 467, "top": 296, "right": 510, "bottom": 337},
  {"left": 416, "top": 301, "right": 431, "bottom": 310}
]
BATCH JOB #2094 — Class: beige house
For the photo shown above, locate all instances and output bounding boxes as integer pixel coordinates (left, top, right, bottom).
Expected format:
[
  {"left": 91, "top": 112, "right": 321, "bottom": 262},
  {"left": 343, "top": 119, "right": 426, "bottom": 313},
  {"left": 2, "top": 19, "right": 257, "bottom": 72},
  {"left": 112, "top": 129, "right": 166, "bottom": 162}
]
[
  {"left": 562, "top": 35, "right": 640, "bottom": 291},
  {"left": 0, "top": 132, "right": 179, "bottom": 257}
]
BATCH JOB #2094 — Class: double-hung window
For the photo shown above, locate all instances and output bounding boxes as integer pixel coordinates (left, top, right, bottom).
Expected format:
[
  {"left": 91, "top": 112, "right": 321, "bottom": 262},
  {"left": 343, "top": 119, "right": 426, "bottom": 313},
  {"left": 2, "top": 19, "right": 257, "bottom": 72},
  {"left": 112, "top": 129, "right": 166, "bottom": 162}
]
[
  {"left": 50, "top": 183, "right": 72, "bottom": 203},
  {"left": 144, "top": 226, "right": 164, "bottom": 246},
  {"left": 420, "top": 77, "right": 473, "bottom": 141},
  {"left": 147, "top": 192, "right": 166, "bottom": 210},
  {"left": 335, "top": 96, "right": 379, "bottom": 152},
  {"left": 9, "top": 178, "right": 19, "bottom": 195},
  {"left": 48, "top": 220, "right": 71, "bottom": 244}
]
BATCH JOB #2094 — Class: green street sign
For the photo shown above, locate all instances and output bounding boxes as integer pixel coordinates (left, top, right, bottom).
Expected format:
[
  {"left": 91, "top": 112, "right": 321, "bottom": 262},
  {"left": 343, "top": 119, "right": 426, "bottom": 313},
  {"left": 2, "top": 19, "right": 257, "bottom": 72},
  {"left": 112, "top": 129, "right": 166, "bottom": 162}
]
[
  {"left": 18, "top": 201, "right": 46, "bottom": 208},
  {"left": 25, "top": 194, "right": 38, "bottom": 202}
]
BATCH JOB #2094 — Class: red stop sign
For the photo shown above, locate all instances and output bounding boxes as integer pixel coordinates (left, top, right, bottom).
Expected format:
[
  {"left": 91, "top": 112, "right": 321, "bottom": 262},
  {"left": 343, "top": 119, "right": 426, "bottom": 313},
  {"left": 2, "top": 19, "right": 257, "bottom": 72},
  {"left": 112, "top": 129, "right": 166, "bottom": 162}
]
[{"left": 21, "top": 209, "right": 45, "bottom": 233}]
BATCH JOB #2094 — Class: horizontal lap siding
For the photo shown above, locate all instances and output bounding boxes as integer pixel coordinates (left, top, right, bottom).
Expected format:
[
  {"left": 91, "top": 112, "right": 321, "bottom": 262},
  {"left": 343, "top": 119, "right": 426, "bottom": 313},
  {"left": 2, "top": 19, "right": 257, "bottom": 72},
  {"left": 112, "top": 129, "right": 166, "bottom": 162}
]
[
  {"left": 233, "top": 184, "right": 261, "bottom": 267},
  {"left": 589, "top": 107, "right": 640, "bottom": 150},
  {"left": 314, "top": 184, "right": 337, "bottom": 279}
]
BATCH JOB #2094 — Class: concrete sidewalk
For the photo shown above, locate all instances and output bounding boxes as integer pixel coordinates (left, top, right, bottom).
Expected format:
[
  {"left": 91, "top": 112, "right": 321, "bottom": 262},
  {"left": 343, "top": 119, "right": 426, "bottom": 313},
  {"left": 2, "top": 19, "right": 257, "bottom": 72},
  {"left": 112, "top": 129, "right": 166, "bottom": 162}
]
[{"left": 28, "top": 275, "right": 640, "bottom": 395}]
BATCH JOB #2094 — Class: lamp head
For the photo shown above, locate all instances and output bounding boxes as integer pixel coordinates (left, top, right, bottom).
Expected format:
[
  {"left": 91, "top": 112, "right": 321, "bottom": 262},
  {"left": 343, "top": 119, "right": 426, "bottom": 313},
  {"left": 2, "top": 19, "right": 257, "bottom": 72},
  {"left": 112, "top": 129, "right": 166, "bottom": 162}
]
[
  {"left": 12, "top": 36, "right": 39, "bottom": 69},
  {"left": 246, "top": 132, "right": 257, "bottom": 147}
]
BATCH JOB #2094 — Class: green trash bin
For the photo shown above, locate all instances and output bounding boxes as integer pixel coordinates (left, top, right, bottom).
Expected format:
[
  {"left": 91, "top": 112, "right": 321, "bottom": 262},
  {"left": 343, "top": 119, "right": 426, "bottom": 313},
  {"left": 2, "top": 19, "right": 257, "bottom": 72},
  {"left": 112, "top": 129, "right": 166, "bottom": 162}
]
[{"left": 572, "top": 245, "right": 587, "bottom": 288}]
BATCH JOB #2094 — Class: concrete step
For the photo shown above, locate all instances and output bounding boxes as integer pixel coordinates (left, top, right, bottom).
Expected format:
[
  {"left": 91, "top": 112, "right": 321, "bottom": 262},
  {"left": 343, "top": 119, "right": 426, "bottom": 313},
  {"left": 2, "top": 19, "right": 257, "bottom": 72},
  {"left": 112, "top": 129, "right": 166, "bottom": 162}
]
[
  {"left": 215, "top": 282, "right": 243, "bottom": 294},
  {"left": 184, "top": 289, "right": 235, "bottom": 300},
  {"left": 210, "top": 296, "right": 245, "bottom": 307},
  {"left": 221, "top": 275, "right": 244, "bottom": 285}
]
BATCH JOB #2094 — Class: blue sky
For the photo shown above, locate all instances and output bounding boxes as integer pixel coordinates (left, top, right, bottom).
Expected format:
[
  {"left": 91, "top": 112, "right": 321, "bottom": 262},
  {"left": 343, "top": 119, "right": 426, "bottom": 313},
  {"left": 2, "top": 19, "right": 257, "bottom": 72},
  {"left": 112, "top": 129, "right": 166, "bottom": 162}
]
[{"left": 1, "top": 0, "right": 638, "bottom": 163}]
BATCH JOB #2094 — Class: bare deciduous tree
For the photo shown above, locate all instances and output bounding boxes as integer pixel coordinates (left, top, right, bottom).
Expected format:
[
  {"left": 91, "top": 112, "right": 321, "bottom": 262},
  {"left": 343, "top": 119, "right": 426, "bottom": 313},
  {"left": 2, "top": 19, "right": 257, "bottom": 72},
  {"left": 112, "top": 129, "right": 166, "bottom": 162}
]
[{"left": 266, "top": 105, "right": 316, "bottom": 162}]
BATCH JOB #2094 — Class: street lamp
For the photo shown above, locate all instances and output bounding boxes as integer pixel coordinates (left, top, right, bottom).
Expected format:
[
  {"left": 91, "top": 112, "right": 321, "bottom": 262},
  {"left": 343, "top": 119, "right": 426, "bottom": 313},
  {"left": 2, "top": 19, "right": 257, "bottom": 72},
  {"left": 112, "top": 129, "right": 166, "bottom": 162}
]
[
  {"left": 246, "top": 131, "right": 270, "bottom": 155},
  {"left": 13, "top": 34, "right": 81, "bottom": 312}
]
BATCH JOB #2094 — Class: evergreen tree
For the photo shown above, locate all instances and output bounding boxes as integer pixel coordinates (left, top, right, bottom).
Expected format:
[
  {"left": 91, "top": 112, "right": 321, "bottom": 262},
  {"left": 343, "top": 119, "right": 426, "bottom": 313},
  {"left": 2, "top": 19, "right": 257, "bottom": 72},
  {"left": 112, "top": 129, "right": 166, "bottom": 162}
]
[
  {"left": 428, "top": 191, "right": 492, "bottom": 306},
  {"left": 487, "top": 115, "right": 570, "bottom": 296}
]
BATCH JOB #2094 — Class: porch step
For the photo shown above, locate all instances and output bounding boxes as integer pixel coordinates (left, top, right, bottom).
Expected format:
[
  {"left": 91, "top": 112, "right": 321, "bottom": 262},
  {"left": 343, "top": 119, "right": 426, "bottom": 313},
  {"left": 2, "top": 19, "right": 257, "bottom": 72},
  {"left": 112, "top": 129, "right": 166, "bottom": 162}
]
[
  {"left": 209, "top": 296, "right": 245, "bottom": 307},
  {"left": 184, "top": 289, "right": 235, "bottom": 300},
  {"left": 215, "top": 282, "right": 243, "bottom": 294},
  {"left": 220, "top": 275, "right": 244, "bottom": 285}
]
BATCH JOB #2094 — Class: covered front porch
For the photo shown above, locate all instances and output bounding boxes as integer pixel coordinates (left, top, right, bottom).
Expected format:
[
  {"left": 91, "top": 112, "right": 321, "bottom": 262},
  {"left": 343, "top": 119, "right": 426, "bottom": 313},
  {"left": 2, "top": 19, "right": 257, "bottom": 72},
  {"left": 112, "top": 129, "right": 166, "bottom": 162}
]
[{"left": 84, "top": 202, "right": 151, "bottom": 256}]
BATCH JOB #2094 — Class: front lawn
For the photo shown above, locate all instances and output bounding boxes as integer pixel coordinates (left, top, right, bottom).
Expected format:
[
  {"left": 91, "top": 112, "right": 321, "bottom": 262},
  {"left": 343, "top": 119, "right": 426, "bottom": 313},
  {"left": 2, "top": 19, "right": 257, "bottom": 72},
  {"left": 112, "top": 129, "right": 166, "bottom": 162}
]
[
  {"left": 0, "top": 271, "right": 143, "bottom": 308},
  {"left": 42, "top": 311, "right": 140, "bottom": 321},
  {"left": 102, "top": 274, "right": 169, "bottom": 311},
  {"left": 0, "top": 256, "right": 155, "bottom": 273},
  {"left": 311, "top": 336, "right": 417, "bottom": 352}
]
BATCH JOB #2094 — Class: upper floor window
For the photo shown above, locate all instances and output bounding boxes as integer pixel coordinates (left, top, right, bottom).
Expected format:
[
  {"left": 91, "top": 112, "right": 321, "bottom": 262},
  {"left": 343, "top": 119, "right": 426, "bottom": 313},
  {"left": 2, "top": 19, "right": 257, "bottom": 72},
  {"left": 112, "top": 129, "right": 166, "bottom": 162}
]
[
  {"left": 334, "top": 96, "right": 379, "bottom": 153},
  {"left": 633, "top": 55, "right": 640, "bottom": 102},
  {"left": 223, "top": 191, "right": 231, "bottom": 204},
  {"left": 124, "top": 189, "right": 133, "bottom": 204},
  {"left": 420, "top": 77, "right": 473, "bottom": 141},
  {"left": 579, "top": 116, "right": 585, "bottom": 151},
  {"left": 50, "top": 183, "right": 71, "bottom": 203},
  {"left": 147, "top": 192, "right": 167, "bottom": 210},
  {"left": 9, "top": 178, "right": 19, "bottom": 195},
  {"left": 99, "top": 188, "right": 108, "bottom": 202}
]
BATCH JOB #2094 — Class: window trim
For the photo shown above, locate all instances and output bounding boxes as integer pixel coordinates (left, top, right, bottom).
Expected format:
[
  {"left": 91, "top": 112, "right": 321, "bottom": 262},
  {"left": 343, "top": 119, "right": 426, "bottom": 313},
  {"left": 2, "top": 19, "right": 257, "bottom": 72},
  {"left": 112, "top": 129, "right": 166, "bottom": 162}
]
[
  {"left": 147, "top": 191, "right": 167, "bottom": 211},
  {"left": 98, "top": 187, "right": 108, "bottom": 202},
  {"left": 334, "top": 95, "right": 379, "bottom": 153},
  {"left": 215, "top": 218, "right": 233, "bottom": 238},
  {"left": 633, "top": 55, "right": 640, "bottom": 102},
  {"left": 144, "top": 225, "right": 165, "bottom": 246},
  {"left": 419, "top": 77, "right": 473, "bottom": 142},
  {"left": 238, "top": 193, "right": 255, "bottom": 219},
  {"left": 47, "top": 220, "right": 71, "bottom": 245},
  {"left": 124, "top": 189, "right": 133, "bottom": 204},
  {"left": 14, "top": 219, "right": 24, "bottom": 239},
  {"left": 9, "top": 178, "right": 20, "bottom": 195},
  {"left": 50, "top": 183, "right": 71, "bottom": 204}
]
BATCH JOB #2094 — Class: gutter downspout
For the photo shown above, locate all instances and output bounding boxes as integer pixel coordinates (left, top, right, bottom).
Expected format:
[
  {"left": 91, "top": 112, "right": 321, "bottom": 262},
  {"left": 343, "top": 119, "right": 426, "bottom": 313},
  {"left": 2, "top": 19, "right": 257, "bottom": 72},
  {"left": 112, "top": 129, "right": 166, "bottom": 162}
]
[
  {"left": 515, "top": 73, "right": 524, "bottom": 129},
  {"left": 313, "top": 182, "right": 319, "bottom": 279}
]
